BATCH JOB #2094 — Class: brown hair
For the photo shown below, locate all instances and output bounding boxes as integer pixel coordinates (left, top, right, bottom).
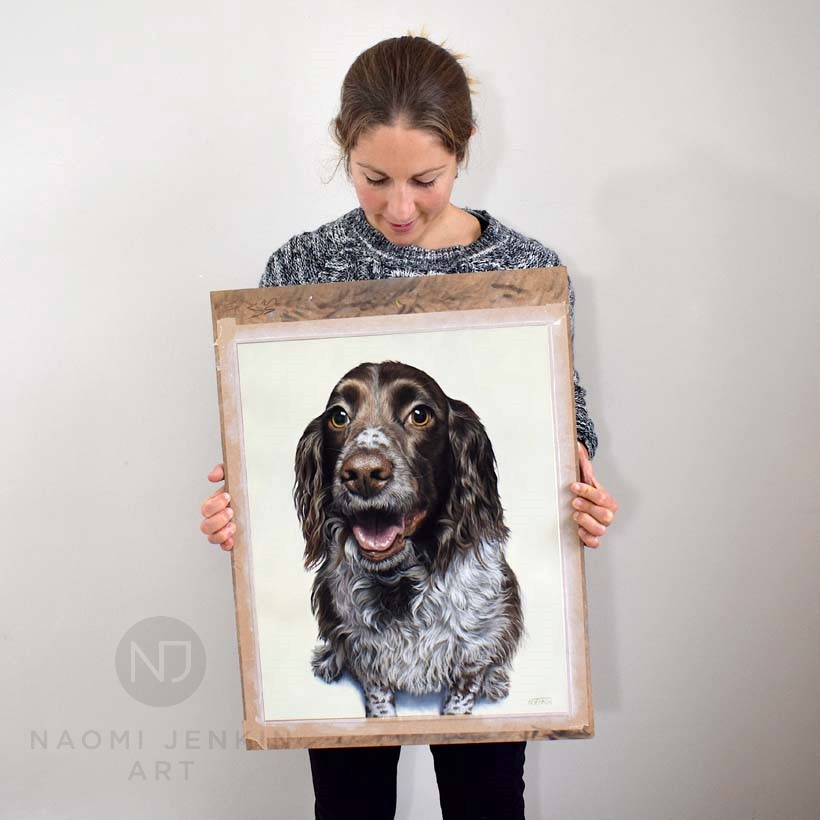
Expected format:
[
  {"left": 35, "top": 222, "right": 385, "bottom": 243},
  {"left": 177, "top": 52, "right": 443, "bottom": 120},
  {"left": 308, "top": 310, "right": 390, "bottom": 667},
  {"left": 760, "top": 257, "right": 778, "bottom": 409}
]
[{"left": 332, "top": 35, "right": 476, "bottom": 175}]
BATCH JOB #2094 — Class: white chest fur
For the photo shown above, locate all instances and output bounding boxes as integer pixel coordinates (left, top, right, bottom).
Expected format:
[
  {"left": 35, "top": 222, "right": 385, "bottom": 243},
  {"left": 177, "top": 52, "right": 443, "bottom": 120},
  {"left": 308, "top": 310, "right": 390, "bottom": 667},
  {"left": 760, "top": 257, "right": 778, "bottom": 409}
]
[{"left": 326, "top": 538, "right": 514, "bottom": 694}]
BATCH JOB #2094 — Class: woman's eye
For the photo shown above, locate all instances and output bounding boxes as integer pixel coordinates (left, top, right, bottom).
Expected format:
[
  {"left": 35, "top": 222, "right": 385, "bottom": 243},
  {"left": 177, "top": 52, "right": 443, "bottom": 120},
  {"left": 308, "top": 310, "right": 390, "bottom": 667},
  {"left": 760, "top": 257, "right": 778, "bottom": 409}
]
[
  {"left": 409, "top": 406, "right": 433, "bottom": 427},
  {"left": 364, "top": 177, "right": 436, "bottom": 188},
  {"left": 329, "top": 407, "right": 350, "bottom": 429}
]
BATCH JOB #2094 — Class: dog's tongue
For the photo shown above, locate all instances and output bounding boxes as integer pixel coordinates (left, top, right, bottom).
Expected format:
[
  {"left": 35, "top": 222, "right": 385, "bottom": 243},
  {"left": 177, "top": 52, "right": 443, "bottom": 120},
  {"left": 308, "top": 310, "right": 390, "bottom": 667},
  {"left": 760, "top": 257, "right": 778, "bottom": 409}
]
[{"left": 352, "top": 522, "right": 403, "bottom": 552}]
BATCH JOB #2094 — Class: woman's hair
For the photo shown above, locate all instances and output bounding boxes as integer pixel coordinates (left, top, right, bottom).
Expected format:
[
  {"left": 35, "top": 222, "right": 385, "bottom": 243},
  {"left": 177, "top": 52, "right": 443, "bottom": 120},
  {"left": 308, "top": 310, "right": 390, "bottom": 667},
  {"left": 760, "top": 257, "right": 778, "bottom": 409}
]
[{"left": 332, "top": 35, "right": 476, "bottom": 175}]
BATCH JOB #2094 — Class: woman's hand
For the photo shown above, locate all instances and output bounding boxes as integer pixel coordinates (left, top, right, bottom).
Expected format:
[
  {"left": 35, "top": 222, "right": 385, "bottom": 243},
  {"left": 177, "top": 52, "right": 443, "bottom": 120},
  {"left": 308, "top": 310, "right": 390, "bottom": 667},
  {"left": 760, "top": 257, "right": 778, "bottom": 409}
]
[
  {"left": 200, "top": 464, "right": 235, "bottom": 551},
  {"left": 571, "top": 443, "right": 618, "bottom": 549}
]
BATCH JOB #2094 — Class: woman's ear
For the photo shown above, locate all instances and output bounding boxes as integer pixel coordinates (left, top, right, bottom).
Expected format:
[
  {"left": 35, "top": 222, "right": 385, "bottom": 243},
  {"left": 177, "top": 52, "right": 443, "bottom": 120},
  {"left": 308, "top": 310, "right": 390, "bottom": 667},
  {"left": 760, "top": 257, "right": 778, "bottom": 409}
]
[{"left": 293, "top": 414, "right": 327, "bottom": 569}]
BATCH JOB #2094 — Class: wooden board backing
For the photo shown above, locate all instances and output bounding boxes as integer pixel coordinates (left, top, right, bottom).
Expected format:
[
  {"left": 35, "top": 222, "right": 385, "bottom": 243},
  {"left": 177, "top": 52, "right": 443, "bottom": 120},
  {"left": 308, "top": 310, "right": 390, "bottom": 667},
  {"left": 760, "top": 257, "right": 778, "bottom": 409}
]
[{"left": 209, "top": 267, "right": 593, "bottom": 749}]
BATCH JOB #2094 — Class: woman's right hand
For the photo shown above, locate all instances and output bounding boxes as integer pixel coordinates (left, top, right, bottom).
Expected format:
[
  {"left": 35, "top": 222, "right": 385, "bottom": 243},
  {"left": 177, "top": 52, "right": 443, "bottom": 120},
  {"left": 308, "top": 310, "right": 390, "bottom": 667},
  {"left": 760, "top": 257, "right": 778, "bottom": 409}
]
[{"left": 200, "top": 464, "right": 235, "bottom": 551}]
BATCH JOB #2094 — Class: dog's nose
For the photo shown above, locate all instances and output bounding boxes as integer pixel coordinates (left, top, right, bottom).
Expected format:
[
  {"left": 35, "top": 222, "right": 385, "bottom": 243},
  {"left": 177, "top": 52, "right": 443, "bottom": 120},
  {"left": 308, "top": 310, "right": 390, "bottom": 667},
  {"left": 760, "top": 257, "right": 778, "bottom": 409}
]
[{"left": 340, "top": 451, "right": 393, "bottom": 497}]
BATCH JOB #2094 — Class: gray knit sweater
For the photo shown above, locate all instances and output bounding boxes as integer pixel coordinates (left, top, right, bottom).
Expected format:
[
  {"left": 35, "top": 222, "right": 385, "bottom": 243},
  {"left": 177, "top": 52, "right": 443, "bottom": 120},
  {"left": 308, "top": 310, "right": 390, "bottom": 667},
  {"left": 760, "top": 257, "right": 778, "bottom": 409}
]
[{"left": 259, "top": 206, "right": 598, "bottom": 458}]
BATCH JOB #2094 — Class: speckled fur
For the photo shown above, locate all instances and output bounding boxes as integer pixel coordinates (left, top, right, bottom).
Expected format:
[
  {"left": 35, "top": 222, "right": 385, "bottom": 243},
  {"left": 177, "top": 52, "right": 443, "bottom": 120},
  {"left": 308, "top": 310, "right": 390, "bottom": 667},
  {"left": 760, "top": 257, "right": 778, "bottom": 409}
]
[{"left": 311, "top": 534, "right": 523, "bottom": 716}]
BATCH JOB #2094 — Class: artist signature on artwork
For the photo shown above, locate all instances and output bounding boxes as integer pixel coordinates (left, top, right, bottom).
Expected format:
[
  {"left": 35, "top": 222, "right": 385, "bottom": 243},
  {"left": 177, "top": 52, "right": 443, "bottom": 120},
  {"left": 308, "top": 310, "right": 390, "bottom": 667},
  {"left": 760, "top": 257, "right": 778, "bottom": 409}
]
[{"left": 527, "top": 696, "right": 553, "bottom": 706}]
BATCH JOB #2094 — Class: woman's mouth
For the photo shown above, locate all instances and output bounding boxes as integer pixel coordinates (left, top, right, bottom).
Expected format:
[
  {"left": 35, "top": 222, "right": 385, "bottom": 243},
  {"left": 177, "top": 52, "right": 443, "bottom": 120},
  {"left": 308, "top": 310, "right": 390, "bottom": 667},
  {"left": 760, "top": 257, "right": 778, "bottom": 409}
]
[{"left": 387, "top": 218, "right": 416, "bottom": 233}]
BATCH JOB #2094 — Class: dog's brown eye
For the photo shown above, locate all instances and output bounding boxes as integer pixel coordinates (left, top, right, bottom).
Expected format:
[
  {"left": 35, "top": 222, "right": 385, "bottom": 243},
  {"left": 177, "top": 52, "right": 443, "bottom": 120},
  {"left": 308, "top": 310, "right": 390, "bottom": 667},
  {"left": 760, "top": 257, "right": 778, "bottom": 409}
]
[
  {"left": 328, "top": 407, "right": 350, "bottom": 429},
  {"left": 409, "top": 405, "right": 433, "bottom": 427}
]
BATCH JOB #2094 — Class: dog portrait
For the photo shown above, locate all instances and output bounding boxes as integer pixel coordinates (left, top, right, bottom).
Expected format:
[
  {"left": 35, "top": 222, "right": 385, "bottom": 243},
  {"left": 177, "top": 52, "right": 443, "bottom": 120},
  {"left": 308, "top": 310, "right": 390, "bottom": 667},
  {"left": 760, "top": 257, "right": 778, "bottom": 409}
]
[
  {"left": 293, "top": 361, "right": 524, "bottom": 717},
  {"left": 213, "top": 278, "right": 594, "bottom": 748}
]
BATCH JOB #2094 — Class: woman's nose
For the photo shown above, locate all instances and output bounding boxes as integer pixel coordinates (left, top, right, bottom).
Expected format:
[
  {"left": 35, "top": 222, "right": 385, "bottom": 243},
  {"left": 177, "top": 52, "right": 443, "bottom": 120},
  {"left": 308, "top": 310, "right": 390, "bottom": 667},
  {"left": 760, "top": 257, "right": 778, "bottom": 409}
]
[{"left": 386, "top": 185, "right": 415, "bottom": 222}]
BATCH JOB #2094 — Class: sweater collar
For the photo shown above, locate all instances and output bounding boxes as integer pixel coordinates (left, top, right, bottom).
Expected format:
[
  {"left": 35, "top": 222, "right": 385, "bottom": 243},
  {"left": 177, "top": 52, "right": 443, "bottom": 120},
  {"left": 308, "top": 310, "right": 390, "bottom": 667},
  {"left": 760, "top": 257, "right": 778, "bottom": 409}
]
[{"left": 346, "top": 207, "right": 502, "bottom": 265}]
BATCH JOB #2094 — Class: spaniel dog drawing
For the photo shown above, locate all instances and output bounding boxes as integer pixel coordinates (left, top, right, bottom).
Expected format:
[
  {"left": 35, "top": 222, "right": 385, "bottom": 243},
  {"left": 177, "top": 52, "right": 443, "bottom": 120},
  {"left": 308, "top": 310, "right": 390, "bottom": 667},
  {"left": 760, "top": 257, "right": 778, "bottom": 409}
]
[{"left": 294, "top": 361, "right": 523, "bottom": 717}]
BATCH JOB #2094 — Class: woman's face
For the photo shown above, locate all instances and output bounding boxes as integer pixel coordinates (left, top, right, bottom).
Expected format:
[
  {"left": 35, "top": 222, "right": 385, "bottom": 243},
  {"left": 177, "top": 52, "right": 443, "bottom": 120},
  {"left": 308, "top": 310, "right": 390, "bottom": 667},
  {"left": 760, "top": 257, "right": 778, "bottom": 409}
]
[{"left": 348, "top": 122, "right": 459, "bottom": 247}]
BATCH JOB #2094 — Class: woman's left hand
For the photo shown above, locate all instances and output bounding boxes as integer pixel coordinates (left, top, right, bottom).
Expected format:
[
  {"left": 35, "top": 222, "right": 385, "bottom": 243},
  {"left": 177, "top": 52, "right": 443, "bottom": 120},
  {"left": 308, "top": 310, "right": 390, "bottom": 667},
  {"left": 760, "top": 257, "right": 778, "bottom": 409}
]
[{"left": 571, "top": 443, "right": 618, "bottom": 548}]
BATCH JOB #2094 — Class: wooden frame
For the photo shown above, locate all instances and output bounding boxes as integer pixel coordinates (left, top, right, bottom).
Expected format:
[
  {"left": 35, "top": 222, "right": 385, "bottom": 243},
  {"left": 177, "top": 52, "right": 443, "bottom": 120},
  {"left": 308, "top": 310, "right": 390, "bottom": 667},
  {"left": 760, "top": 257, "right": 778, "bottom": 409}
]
[{"left": 211, "top": 267, "right": 593, "bottom": 750}]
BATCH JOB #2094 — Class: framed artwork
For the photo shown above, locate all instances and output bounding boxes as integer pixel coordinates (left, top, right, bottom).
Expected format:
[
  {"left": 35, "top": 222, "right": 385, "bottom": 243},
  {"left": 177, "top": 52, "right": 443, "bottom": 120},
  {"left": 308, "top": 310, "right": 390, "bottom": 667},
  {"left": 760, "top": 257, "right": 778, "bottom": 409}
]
[{"left": 210, "top": 267, "right": 593, "bottom": 749}]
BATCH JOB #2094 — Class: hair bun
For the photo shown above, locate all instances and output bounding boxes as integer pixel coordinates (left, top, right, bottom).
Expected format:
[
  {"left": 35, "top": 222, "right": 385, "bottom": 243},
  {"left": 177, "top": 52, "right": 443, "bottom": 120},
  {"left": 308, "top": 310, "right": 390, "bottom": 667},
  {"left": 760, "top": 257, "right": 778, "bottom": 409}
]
[{"left": 331, "top": 34, "right": 478, "bottom": 175}]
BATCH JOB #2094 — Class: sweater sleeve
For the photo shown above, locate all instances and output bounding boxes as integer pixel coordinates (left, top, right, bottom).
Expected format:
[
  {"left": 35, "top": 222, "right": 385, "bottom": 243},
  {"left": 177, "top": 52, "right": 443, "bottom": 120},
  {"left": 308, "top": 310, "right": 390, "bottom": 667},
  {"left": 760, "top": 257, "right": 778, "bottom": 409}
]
[
  {"left": 535, "top": 244, "right": 599, "bottom": 459},
  {"left": 566, "top": 273, "right": 599, "bottom": 459},
  {"left": 260, "top": 229, "right": 327, "bottom": 288},
  {"left": 259, "top": 236, "right": 293, "bottom": 287}
]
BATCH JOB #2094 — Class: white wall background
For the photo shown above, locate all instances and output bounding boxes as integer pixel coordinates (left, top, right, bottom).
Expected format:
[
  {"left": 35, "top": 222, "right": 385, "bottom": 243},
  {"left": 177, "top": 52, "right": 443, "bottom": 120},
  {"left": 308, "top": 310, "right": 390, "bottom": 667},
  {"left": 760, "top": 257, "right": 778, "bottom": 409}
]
[{"left": 3, "top": 1, "right": 818, "bottom": 818}]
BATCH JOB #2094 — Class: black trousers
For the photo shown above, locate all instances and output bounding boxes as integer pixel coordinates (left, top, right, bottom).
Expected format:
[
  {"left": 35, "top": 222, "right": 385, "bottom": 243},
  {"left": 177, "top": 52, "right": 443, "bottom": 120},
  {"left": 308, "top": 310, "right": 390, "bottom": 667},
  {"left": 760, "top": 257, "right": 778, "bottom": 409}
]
[{"left": 309, "top": 741, "right": 526, "bottom": 820}]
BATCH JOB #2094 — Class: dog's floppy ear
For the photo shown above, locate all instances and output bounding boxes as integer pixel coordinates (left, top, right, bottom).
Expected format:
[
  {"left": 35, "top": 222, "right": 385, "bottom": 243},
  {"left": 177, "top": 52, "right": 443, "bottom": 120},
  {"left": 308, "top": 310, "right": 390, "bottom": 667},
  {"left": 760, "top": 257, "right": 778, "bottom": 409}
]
[
  {"left": 294, "top": 414, "right": 327, "bottom": 570},
  {"left": 438, "top": 398, "right": 509, "bottom": 572}
]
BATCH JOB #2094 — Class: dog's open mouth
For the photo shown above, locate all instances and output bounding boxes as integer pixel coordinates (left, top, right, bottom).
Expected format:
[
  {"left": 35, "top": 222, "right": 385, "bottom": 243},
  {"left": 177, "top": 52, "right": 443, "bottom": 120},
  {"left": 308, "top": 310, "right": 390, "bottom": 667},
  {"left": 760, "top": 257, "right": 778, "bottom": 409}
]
[{"left": 351, "top": 509, "right": 426, "bottom": 562}]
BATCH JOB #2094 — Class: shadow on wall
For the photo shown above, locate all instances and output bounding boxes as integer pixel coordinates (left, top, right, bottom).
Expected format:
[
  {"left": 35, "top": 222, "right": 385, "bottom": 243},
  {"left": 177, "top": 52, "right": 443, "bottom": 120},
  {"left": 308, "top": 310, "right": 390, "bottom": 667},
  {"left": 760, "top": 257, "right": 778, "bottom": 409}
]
[
  {"left": 583, "top": 138, "right": 818, "bottom": 714},
  {"left": 593, "top": 138, "right": 814, "bottom": 503}
]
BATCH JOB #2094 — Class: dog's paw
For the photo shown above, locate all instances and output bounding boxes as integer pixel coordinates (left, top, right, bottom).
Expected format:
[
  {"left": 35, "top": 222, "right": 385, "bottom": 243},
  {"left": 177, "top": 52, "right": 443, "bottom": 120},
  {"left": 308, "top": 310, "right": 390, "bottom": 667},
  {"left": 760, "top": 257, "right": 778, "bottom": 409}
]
[
  {"left": 311, "top": 643, "right": 343, "bottom": 683},
  {"left": 441, "top": 689, "right": 475, "bottom": 715},
  {"left": 480, "top": 666, "right": 511, "bottom": 701},
  {"left": 363, "top": 685, "right": 396, "bottom": 718}
]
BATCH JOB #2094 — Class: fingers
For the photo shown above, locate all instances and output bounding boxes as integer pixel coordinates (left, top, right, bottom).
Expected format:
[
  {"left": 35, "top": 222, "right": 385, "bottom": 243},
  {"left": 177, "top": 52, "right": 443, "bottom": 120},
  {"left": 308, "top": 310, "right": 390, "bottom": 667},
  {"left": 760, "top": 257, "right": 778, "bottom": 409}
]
[
  {"left": 205, "top": 522, "right": 236, "bottom": 548},
  {"left": 571, "top": 479, "right": 618, "bottom": 550},
  {"left": 572, "top": 495, "right": 615, "bottom": 527},
  {"left": 199, "top": 480, "right": 235, "bottom": 551},
  {"left": 200, "top": 501, "right": 234, "bottom": 536},
  {"left": 201, "top": 491, "right": 231, "bottom": 519},
  {"left": 577, "top": 443, "right": 596, "bottom": 486},
  {"left": 578, "top": 527, "right": 601, "bottom": 548},
  {"left": 210, "top": 524, "right": 236, "bottom": 550},
  {"left": 572, "top": 481, "right": 617, "bottom": 512},
  {"left": 573, "top": 509, "right": 606, "bottom": 537},
  {"left": 201, "top": 514, "right": 236, "bottom": 551}
]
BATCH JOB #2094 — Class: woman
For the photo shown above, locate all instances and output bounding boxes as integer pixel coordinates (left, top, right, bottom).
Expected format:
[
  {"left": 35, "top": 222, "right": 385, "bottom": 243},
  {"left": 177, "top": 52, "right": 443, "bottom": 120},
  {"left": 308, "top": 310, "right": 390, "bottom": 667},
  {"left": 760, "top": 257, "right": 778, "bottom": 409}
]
[{"left": 200, "top": 34, "right": 618, "bottom": 820}]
